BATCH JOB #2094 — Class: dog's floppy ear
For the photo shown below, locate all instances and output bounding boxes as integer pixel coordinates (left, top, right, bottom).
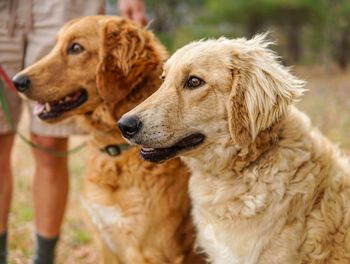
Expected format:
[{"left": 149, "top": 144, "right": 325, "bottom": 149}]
[
  {"left": 96, "top": 18, "right": 161, "bottom": 105},
  {"left": 227, "top": 35, "right": 306, "bottom": 146}
]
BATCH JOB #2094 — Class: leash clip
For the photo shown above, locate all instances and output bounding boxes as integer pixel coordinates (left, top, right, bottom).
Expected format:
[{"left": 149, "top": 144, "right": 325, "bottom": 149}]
[
  {"left": 104, "top": 145, "right": 122, "bottom": 156},
  {"left": 100, "top": 144, "right": 132, "bottom": 157}
]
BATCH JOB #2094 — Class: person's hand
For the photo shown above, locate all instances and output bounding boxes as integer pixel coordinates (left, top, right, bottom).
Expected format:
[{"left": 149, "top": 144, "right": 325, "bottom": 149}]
[{"left": 118, "top": 0, "right": 148, "bottom": 27}]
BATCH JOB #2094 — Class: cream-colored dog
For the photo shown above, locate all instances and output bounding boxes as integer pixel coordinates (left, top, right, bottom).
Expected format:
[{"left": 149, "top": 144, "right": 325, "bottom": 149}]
[{"left": 119, "top": 35, "right": 350, "bottom": 264}]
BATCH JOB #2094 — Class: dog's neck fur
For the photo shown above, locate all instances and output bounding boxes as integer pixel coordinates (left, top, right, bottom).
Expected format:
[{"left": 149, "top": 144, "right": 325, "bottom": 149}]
[
  {"left": 185, "top": 118, "right": 281, "bottom": 177},
  {"left": 78, "top": 51, "right": 203, "bottom": 262},
  {"left": 182, "top": 107, "right": 332, "bottom": 263},
  {"left": 110, "top": 70, "right": 162, "bottom": 122},
  {"left": 82, "top": 63, "right": 164, "bottom": 148}
]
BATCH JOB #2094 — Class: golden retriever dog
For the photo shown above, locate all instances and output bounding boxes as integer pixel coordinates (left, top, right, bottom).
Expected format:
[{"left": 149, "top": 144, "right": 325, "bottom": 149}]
[
  {"left": 13, "top": 16, "right": 205, "bottom": 264},
  {"left": 119, "top": 35, "right": 350, "bottom": 264}
]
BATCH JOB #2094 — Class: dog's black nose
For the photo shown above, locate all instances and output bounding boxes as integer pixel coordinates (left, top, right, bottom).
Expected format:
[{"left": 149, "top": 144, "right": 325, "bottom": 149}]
[
  {"left": 118, "top": 116, "right": 142, "bottom": 139},
  {"left": 12, "top": 74, "right": 31, "bottom": 92}
]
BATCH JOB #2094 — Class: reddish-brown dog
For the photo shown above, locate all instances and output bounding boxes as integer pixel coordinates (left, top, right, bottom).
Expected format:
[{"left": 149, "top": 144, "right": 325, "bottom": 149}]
[{"left": 15, "top": 16, "right": 204, "bottom": 264}]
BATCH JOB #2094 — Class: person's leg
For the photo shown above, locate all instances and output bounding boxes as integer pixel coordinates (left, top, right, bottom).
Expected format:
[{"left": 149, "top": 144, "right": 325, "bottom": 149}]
[
  {"left": 0, "top": 134, "right": 14, "bottom": 233},
  {"left": 24, "top": 1, "right": 103, "bottom": 263},
  {"left": 23, "top": 2, "right": 73, "bottom": 262},
  {"left": 30, "top": 134, "right": 69, "bottom": 264},
  {"left": 0, "top": 4, "right": 26, "bottom": 259},
  {"left": 0, "top": 134, "right": 15, "bottom": 264},
  {"left": 31, "top": 135, "right": 69, "bottom": 237},
  {"left": 26, "top": 0, "right": 103, "bottom": 240}
]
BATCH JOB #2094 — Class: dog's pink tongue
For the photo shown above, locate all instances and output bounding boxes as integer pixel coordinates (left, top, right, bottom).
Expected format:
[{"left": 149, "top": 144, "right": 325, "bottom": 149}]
[{"left": 33, "top": 103, "right": 45, "bottom": 115}]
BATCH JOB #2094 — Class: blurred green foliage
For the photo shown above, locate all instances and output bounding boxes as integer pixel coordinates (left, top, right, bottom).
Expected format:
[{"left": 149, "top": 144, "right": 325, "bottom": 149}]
[{"left": 144, "top": 0, "right": 350, "bottom": 68}]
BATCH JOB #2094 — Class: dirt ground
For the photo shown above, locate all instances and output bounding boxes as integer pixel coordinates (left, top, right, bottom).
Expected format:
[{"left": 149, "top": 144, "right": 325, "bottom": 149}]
[{"left": 6, "top": 67, "right": 350, "bottom": 263}]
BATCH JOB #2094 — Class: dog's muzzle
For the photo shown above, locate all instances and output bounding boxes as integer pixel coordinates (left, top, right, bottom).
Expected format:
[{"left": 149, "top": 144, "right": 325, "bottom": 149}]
[
  {"left": 12, "top": 74, "right": 31, "bottom": 92},
  {"left": 118, "top": 115, "right": 142, "bottom": 139}
]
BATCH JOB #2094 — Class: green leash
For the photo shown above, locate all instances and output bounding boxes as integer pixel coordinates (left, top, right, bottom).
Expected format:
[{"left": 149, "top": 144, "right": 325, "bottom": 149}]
[{"left": 0, "top": 75, "right": 86, "bottom": 157}]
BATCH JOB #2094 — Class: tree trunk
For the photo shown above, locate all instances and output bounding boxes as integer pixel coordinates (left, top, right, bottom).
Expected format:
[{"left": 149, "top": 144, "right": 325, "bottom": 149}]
[
  {"left": 247, "top": 18, "right": 261, "bottom": 38},
  {"left": 337, "top": 29, "right": 350, "bottom": 70},
  {"left": 287, "top": 22, "right": 302, "bottom": 63}
]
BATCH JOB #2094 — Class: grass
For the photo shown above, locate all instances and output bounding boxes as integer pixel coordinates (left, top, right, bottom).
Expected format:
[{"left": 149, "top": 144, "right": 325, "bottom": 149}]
[
  {"left": 296, "top": 67, "right": 350, "bottom": 150},
  {"left": 6, "top": 67, "right": 350, "bottom": 263}
]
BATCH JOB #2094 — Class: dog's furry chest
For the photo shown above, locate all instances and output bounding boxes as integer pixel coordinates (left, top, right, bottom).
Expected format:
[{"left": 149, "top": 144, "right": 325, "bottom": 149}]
[
  {"left": 83, "top": 146, "right": 199, "bottom": 263},
  {"left": 188, "top": 169, "right": 270, "bottom": 264},
  {"left": 185, "top": 147, "right": 311, "bottom": 264},
  {"left": 186, "top": 120, "right": 350, "bottom": 264},
  {"left": 81, "top": 198, "right": 127, "bottom": 253}
]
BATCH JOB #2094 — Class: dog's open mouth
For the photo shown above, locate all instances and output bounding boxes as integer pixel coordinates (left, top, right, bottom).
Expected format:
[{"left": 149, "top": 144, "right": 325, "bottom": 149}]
[
  {"left": 140, "top": 133, "right": 205, "bottom": 163},
  {"left": 33, "top": 89, "right": 88, "bottom": 120}
]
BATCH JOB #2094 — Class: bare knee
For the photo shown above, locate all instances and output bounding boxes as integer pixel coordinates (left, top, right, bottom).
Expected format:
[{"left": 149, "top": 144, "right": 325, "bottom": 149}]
[
  {"left": 30, "top": 134, "right": 68, "bottom": 169},
  {"left": 0, "top": 133, "right": 15, "bottom": 170},
  {"left": 31, "top": 134, "right": 68, "bottom": 150}
]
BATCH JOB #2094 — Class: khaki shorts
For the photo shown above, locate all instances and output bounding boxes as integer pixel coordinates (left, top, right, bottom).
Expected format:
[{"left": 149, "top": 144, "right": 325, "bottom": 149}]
[{"left": 0, "top": 0, "right": 104, "bottom": 136}]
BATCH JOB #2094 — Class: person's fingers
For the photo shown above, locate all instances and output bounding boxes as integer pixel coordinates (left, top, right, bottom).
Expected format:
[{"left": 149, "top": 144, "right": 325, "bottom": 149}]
[
  {"left": 118, "top": 0, "right": 147, "bottom": 26},
  {"left": 120, "top": 7, "right": 133, "bottom": 19},
  {"left": 132, "top": 12, "right": 148, "bottom": 27},
  {"left": 118, "top": 0, "right": 131, "bottom": 19}
]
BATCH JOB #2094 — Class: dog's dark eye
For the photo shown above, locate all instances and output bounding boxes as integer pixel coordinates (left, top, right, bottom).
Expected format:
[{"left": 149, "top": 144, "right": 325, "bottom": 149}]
[
  {"left": 160, "top": 75, "right": 165, "bottom": 81},
  {"left": 67, "top": 43, "right": 84, "bottom": 55},
  {"left": 185, "top": 76, "right": 205, "bottom": 89}
]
